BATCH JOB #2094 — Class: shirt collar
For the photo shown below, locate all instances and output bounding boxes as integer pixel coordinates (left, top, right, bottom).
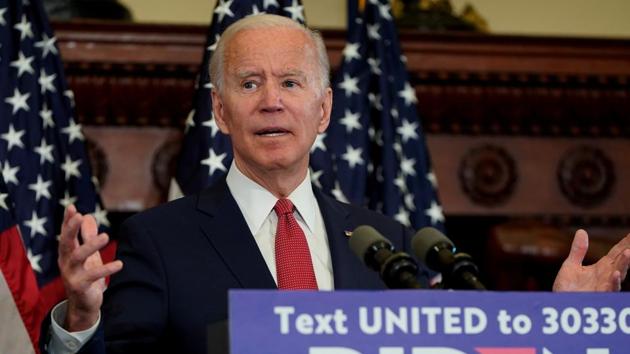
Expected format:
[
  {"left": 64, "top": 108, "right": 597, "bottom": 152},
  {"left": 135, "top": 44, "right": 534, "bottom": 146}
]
[{"left": 226, "top": 162, "right": 318, "bottom": 236}]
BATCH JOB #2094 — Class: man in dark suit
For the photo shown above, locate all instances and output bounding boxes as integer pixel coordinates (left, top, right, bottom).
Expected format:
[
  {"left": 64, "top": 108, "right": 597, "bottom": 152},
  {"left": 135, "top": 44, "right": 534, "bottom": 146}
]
[{"left": 46, "top": 13, "right": 630, "bottom": 354}]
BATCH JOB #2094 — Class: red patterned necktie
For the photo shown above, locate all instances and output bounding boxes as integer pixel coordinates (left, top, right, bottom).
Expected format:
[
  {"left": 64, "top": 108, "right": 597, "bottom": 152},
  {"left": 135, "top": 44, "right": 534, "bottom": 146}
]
[{"left": 274, "top": 198, "right": 318, "bottom": 290}]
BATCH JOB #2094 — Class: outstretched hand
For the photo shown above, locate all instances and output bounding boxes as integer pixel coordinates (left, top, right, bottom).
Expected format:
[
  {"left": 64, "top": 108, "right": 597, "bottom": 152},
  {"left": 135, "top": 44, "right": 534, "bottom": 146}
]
[
  {"left": 553, "top": 229, "right": 630, "bottom": 292},
  {"left": 57, "top": 205, "right": 123, "bottom": 331}
]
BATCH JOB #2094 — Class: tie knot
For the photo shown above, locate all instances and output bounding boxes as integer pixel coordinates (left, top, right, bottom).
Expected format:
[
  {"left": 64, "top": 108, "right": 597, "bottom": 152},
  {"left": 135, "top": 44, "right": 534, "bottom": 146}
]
[{"left": 274, "top": 198, "right": 294, "bottom": 216}]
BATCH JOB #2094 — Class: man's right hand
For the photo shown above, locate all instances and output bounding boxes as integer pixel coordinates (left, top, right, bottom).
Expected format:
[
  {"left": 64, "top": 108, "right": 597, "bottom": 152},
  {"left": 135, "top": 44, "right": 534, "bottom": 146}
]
[{"left": 58, "top": 204, "right": 123, "bottom": 332}]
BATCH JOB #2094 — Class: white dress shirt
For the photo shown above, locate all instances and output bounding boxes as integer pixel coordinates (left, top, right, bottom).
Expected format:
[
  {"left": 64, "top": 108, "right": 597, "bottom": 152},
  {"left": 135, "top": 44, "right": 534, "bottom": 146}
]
[
  {"left": 226, "top": 162, "right": 334, "bottom": 290},
  {"left": 49, "top": 163, "right": 334, "bottom": 353},
  {"left": 48, "top": 301, "right": 100, "bottom": 354}
]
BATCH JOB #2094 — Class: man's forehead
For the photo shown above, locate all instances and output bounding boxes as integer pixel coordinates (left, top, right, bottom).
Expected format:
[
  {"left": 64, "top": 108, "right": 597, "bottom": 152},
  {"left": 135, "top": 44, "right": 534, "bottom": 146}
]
[
  {"left": 224, "top": 28, "right": 316, "bottom": 72},
  {"left": 226, "top": 26, "right": 313, "bottom": 56},
  {"left": 232, "top": 25, "right": 309, "bottom": 41}
]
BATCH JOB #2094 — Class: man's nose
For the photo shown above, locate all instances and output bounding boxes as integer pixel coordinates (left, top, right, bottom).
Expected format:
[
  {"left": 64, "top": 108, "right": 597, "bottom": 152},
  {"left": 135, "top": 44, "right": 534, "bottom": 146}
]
[{"left": 260, "top": 83, "right": 284, "bottom": 113}]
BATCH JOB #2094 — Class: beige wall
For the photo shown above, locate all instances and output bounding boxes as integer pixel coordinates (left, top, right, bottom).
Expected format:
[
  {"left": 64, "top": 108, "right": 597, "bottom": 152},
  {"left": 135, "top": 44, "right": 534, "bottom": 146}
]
[
  {"left": 451, "top": 0, "right": 630, "bottom": 38},
  {"left": 117, "top": 0, "right": 346, "bottom": 28},
  {"left": 119, "top": 0, "right": 630, "bottom": 38}
]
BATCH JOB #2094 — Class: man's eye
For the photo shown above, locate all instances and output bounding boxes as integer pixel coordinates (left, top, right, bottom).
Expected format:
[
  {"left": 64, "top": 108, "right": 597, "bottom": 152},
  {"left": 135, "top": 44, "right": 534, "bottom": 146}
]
[
  {"left": 283, "top": 80, "right": 298, "bottom": 88},
  {"left": 243, "top": 81, "right": 258, "bottom": 90}
]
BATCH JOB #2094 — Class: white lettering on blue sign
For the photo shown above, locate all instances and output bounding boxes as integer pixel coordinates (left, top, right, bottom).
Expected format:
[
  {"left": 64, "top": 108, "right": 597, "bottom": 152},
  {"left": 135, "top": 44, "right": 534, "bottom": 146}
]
[
  {"left": 274, "top": 306, "right": 349, "bottom": 335},
  {"left": 358, "top": 307, "right": 487, "bottom": 335},
  {"left": 541, "top": 306, "right": 630, "bottom": 335},
  {"left": 497, "top": 309, "right": 532, "bottom": 335}
]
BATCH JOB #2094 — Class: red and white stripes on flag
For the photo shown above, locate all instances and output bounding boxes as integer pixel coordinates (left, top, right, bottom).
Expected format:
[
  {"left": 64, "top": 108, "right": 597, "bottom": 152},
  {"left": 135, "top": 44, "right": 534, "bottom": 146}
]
[{"left": 0, "top": 218, "right": 42, "bottom": 354}]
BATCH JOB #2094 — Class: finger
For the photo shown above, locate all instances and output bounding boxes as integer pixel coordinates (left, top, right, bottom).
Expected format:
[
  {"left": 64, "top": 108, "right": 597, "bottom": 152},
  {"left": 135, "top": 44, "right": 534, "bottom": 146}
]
[
  {"left": 606, "top": 233, "right": 630, "bottom": 259},
  {"left": 80, "top": 214, "right": 100, "bottom": 244},
  {"left": 83, "top": 260, "right": 124, "bottom": 283},
  {"left": 69, "top": 234, "right": 110, "bottom": 268},
  {"left": 58, "top": 212, "right": 83, "bottom": 258},
  {"left": 63, "top": 204, "right": 77, "bottom": 225},
  {"left": 608, "top": 270, "right": 622, "bottom": 292},
  {"left": 84, "top": 233, "right": 114, "bottom": 268},
  {"left": 565, "top": 229, "right": 589, "bottom": 266},
  {"left": 612, "top": 248, "right": 630, "bottom": 281}
]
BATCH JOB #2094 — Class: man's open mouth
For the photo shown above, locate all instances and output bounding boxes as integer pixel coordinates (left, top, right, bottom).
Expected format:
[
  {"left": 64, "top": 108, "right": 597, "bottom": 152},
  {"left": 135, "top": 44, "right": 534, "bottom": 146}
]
[{"left": 256, "top": 128, "right": 289, "bottom": 137}]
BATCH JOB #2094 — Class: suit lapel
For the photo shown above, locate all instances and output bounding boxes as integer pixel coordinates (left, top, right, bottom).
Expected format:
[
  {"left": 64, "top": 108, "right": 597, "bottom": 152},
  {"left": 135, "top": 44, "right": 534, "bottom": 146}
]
[
  {"left": 314, "top": 189, "right": 369, "bottom": 289},
  {"left": 196, "top": 180, "right": 276, "bottom": 289}
]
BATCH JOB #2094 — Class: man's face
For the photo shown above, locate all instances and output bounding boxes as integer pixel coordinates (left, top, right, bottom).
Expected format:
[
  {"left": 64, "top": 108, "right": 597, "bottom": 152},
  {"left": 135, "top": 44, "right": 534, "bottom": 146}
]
[{"left": 212, "top": 26, "right": 332, "bottom": 179}]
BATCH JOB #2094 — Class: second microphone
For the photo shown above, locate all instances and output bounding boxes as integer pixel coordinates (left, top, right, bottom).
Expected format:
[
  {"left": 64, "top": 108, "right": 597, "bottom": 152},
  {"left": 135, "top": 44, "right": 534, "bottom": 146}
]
[{"left": 349, "top": 225, "right": 422, "bottom": 289}]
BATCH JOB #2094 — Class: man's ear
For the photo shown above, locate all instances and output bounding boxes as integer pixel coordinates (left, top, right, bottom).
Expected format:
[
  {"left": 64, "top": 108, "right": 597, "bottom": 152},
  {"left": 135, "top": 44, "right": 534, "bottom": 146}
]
[
  {"left": 211, "top": 89, "right": 230, "bottom": 134},
  {"left": 317, "top": 87, "right": 333, "bottom": 133}
]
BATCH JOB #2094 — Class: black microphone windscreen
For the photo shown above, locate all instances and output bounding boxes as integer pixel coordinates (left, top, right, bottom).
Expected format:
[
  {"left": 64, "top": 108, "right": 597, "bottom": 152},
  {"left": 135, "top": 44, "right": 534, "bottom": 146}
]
[
  {"left": 412, "top": 227, "right": 455, "bottom": 263},
  {"left": 349, "top": 225, "right": 389, "bottom": 261}
]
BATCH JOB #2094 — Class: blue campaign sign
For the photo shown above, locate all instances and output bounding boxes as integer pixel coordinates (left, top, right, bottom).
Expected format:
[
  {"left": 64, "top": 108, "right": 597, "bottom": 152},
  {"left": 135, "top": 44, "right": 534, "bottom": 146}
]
[{"left": 228, "top": 290, "right": 630, "bottom": 354}]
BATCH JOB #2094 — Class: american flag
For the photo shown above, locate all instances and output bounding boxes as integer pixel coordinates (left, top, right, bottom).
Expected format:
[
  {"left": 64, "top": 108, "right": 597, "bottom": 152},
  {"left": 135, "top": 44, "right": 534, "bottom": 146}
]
[
  {"left": 0, "top": 0, "right": 110, "bottom": 351},
  {"left": 175, "top": 0, "right": 306, "bottom": 195},
  {"left": 310, "top": 0, "right": 445, "bottom": 230}
]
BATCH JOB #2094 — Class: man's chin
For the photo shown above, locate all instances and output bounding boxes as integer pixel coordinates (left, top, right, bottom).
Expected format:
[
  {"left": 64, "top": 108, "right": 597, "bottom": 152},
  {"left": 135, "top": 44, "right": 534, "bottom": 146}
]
[{"left": 258, "top": 157, "right": 308, "bottom": 173}]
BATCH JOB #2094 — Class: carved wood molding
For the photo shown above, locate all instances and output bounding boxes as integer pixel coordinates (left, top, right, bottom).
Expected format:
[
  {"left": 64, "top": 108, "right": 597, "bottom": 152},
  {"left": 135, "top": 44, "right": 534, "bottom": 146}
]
[{"left": 54, "top": 21, "right": 206, "bottom": 66}]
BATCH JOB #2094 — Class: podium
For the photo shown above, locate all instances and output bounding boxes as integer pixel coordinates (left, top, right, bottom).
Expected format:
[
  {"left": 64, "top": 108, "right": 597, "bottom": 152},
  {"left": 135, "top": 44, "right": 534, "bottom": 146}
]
[{"left": 228, "top": 290, "right": 629, "bottom": 354}]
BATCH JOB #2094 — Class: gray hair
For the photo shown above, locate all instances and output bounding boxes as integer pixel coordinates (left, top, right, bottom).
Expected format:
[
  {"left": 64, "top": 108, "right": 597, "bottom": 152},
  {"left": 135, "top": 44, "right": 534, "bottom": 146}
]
[{"left": 209, "top": 14, "right": 330, "bottom": 94}]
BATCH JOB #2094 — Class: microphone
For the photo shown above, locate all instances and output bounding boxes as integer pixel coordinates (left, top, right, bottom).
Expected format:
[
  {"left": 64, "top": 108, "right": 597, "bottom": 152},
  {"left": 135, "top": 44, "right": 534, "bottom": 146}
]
[
  {"left": 349, "top": 225, "right": 421, "bottom": 289},
  {"left": 412, "top": 227, "right": 486, "bottom": 290}
]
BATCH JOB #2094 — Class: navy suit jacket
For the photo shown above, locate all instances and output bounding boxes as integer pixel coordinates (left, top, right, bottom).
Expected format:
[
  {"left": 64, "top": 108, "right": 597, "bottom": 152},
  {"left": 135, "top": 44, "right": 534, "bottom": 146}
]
[{"left": 44, "top": 179, "right": 425, "bottom": 354}]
